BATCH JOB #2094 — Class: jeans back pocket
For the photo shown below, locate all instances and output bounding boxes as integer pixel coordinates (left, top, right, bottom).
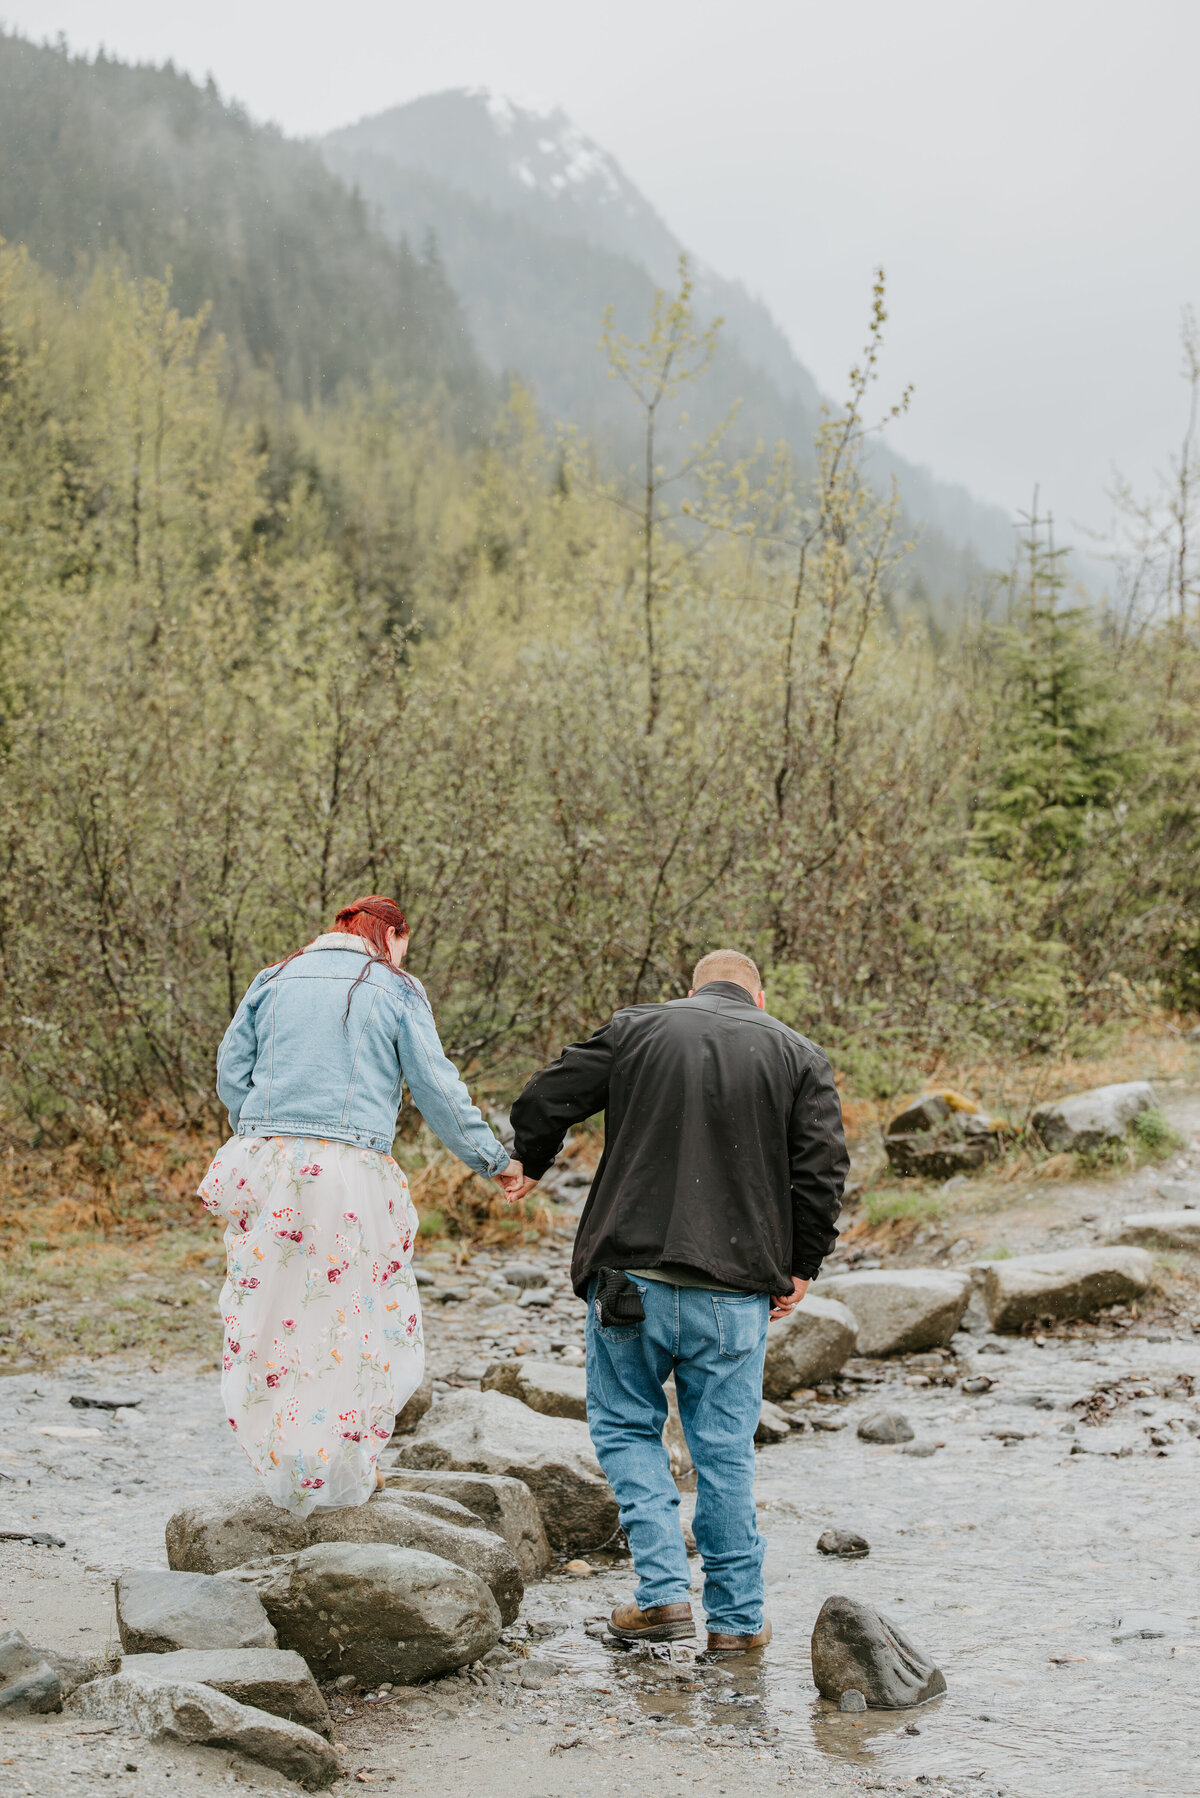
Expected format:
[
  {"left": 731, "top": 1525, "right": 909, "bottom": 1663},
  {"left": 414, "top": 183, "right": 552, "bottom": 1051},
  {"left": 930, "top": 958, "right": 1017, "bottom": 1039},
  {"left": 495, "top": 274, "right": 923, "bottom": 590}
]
[{"left": 711, "top": 1292, "right": 767, "bottom": 1358}]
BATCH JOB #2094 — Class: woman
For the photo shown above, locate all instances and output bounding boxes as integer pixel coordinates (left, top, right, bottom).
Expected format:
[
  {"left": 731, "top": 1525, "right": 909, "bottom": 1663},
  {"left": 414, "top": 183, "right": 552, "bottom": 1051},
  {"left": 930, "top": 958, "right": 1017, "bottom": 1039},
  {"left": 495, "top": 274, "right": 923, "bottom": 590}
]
[{"left": 198, "top": 895, "right": 520, "bottom": 1514}]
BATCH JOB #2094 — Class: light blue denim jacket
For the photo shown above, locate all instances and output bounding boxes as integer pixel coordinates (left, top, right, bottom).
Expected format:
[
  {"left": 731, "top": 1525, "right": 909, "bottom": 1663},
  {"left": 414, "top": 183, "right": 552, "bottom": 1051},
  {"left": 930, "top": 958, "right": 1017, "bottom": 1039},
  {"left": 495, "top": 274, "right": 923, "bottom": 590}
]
[{"left": 215, "top": 935, "right": 510, "bottom": 1174}]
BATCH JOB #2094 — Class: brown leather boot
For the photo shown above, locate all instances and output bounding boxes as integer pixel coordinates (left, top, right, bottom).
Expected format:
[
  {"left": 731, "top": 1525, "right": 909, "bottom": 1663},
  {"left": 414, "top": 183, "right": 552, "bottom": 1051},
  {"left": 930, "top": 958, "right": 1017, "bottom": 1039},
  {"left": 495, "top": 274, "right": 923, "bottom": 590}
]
[
  {"left": 609, "top": 1599, "right": 696, "bottom": 1642},
  {"left": 705, "top": 1620, "right": 772, "bottom": 1655}
]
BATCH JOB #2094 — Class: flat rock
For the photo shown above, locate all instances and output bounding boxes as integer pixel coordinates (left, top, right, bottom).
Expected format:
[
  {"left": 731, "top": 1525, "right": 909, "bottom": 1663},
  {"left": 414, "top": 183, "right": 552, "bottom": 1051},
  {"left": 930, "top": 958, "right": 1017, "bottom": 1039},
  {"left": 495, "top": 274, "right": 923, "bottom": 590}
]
[
  {"left": 981, "top": 1248, "right": 1154, "bottom": 1332},
  {"left": 499, "top": 1264, "right": 549, "bottom": 1289},
  {"left": 1155, "top": 1179, "right": 1200, "bottom": 1208},
  {"left": 817, "top": 1270, "right": 972, "bottom": 1356},
  {"left": 811, "top": 1594, "right": 946, "bottom": 1708},
  {"left": 226, "top": 1542, "right": 501, "bottom": 1686},
  {"left": 69, "top": 1391, "right": 145, "bottom": 1411},
  {"left": 481, "top": 1358, "right": 587, "bottom": 1419},
  {"left": 379, "top": 1469, "right": 551, "bottom": 1577},
  {"left": 1031, "top": 1081, "right": 1157, "bottom": 1154},
  {"left": 68, "top": 1670, "right": 340, "bottom": 1788},
  {"left": 857, "top": 1412, "right": 914, "bottom": 1444},
  {"left": 115, "top": 1570, "right": 276, "bottom": 1654},
  {"left": 119, "top": 1649, "right": 331, "bottom": 1736},
  {"left": 393, "top": 1388, "right": 618, "bottom": 1553},
  {"left": 0, "top": 1630, "right": 62, "bottom": 1714},
  {"left": 762, "top": 1296, "right": 858, "bottom": 1400},
  {"left": 755, "top": 1400, "right": 792, "bottom": 1444},
  {"left": 817, "top": 1529, "right": 870, "bottom": 1558},
  {"left": 166, "top": 1489, "right": 522, "bottom": 1625},
  {"left": 1111, "top": 1210, "right": 1200, "bottom": 1251},
  {"left": 392, "top": 1371, "right": 433, "bottom": 1437}
]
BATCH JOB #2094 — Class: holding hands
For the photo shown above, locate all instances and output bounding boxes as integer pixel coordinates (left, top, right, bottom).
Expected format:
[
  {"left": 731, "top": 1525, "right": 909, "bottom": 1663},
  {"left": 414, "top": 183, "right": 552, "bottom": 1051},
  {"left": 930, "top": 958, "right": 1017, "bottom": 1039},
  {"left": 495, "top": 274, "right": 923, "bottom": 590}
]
[{"left": 495, "top": 1159, "right": 538, "bottom": 1205}]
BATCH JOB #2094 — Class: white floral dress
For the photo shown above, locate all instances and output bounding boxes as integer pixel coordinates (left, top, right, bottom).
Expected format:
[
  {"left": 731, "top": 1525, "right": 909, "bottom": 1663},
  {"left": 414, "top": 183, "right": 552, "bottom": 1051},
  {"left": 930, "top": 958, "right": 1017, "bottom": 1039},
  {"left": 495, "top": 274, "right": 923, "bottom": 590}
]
[{"left": 198, "top": 1133, "right": 423, "bottom": 1514}]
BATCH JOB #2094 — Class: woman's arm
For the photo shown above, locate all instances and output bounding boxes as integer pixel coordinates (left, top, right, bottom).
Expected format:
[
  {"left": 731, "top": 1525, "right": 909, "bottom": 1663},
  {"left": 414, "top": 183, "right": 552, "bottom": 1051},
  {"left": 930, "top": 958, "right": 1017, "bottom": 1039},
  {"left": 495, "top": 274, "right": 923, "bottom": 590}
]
[
  {"left": 216, "top": 974, "right": 264, "bottom": 1131},
  {"left": 396, "top": 983, "right": 511, "bottom": 1177}
]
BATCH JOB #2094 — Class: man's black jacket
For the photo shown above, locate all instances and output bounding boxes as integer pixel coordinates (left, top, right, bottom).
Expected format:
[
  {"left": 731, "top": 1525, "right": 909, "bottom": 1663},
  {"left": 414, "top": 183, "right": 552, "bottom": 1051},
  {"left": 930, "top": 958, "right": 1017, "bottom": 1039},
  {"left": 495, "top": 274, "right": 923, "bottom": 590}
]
[{"left": 510, "top": 981, "right": 848, "bottom": 1299}]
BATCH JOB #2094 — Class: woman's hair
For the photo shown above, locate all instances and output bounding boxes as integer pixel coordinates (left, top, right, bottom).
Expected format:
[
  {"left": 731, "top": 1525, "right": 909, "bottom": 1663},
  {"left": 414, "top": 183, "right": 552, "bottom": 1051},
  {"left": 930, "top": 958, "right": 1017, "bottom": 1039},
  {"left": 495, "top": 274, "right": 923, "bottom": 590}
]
[{"left": 264, "top": 894, "right": 423, "bottom": 1021}]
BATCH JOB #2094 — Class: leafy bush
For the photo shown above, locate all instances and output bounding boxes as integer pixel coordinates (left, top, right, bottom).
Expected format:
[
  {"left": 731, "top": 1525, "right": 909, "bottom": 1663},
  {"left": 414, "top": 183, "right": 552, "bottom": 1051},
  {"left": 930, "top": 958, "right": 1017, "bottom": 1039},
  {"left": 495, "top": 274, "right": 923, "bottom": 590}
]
[{"left": 1130, "top": 1108, "right": 1185, "bottom": 1158}]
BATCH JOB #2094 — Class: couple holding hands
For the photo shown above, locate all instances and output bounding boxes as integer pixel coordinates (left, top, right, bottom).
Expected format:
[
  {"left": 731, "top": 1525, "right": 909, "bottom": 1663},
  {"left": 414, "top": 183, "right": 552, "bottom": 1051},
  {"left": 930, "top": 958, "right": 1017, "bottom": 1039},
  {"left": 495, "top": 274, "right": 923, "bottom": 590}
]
[{"left": 201, "top": 894, "right": 846, "bottom": 1653}]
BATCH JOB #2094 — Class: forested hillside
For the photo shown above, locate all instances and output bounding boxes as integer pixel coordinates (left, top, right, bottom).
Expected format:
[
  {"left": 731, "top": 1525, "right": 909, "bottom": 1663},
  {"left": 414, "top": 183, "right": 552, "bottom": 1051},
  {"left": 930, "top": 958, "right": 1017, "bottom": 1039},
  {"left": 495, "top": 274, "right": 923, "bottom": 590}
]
[
  {"left": 0, "top": 238, "right": 1196, "bottom": 1151},
  {"left": 0, "top": 32, "right": 484, "bottom": 411}
]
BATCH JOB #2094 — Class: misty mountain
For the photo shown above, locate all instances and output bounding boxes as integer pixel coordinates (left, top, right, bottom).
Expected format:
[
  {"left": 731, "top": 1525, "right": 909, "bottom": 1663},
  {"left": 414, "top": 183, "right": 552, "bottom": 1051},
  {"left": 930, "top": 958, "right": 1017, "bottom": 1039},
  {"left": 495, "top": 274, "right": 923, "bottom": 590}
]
[
  {"left": 0, "top": 32, "right": 483, "bottom": 411},
  {"left": 323, "top": 89, "right": 1014, "bottom": 579}
]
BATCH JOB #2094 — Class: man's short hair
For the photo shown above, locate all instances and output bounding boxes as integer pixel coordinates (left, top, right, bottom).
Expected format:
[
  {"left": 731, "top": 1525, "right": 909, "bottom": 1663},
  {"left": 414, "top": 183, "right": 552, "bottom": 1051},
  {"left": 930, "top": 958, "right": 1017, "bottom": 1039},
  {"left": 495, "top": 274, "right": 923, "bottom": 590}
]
[{"left": 692, "top": 949, "right": 762, "bottom": 995}]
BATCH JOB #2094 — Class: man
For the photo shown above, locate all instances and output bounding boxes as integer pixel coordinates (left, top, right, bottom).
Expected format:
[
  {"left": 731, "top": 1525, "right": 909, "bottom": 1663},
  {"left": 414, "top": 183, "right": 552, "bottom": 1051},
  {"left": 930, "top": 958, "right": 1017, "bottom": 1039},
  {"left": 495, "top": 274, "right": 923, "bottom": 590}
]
[{"left": 508, "top": 949, "right": 848, "bottom": 1655}]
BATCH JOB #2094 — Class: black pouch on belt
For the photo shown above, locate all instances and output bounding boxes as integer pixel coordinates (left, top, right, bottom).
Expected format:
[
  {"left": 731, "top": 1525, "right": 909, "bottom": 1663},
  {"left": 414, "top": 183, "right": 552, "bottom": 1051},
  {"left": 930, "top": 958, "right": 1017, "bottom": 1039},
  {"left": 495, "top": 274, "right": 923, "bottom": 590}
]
[{"left": 595, "top": 1267, "right": 646, "bottom": 1328}]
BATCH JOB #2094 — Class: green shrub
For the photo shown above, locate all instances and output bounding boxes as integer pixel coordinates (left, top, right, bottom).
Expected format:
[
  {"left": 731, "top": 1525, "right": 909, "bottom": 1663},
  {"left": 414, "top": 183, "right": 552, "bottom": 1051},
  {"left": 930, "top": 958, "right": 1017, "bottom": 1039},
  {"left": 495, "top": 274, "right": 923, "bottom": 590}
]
[
  {"left": 1130, "top": 1108, "right": 1184, "bottom": 1159},
  {"left": 862, "top": 1189, "right": 946, "bottom": 1227}
]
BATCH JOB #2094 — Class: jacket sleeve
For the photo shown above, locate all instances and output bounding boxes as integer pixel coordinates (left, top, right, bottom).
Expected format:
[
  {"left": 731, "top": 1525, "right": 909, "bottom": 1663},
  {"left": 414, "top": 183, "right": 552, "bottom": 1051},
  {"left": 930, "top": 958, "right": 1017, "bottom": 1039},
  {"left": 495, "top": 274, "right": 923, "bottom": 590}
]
[
  {"left": 215, "top": 973, "right": 265, "bottom": 1132},
  {"left": 788, "top": 1051, "right": 849, "bottom": 1279},
  {"left": 396, "top": 982, "right": 511, "bottom": 1178},
  {"left": 510, "top": 1021, "right": 616, "bottom": 1179}
]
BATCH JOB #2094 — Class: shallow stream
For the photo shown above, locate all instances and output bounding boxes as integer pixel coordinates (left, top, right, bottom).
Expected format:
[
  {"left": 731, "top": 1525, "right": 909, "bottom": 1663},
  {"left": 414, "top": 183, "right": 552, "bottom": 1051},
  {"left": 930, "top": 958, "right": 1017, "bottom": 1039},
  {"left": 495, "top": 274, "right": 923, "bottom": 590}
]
[{"left": 537, "top": 1327, "right": 1200, "bottom": 1797}]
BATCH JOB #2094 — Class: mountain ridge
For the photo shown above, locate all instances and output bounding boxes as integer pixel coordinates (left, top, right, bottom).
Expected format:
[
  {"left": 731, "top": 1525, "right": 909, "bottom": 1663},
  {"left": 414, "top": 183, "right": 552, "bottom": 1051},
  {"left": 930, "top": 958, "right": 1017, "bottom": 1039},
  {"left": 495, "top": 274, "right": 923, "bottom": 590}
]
[{"left": 323, "top": 87, "right": 1013, "bottom": 577}]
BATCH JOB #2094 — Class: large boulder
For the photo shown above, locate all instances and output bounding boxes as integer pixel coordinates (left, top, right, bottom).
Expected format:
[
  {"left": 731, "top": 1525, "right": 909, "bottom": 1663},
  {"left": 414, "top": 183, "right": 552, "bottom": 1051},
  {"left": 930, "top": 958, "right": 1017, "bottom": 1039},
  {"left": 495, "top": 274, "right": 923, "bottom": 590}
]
[
  {"left": 392, "top": 1388, "right": 618, "bottom": 1554},
  {"left": 0, "top": 1630, "right": 62, "bottom": 1714},
  {"left": 68, "top": 1670, "right": 340, "bottom": 1789},
  {"left": 1031, "top": 1081, "right": 1157, "bottom": 1154},
  {"left": 816, "top": 1270, "right": 972, "bottom": 1356},
  {"left": 379, "top": 1470, "right": 551, "bottom": 1578},
  {"left": 166, "top": 1489, "right": 523, "bottom": 1625},
  {"left": 884, "top": 1090, "right": 1006, "bottom": 1179},
  {"left": 1111, "top": 1211, "right": 1200, "bottom": 1252},
  {"left": 115, "top": 1570, "right": 276, "bottom": 1655},
  {"left": 227, "top": 1542, "right": 501, "bottom": 1686},
  {"left": 811, "top": 1595, "right": 946, "bottom": 1709},
  {"left": 479, "top": 1358, "right": 693, "bottom": 1481},
  {"left": 119, "top": 1649, "right": 331, "bottom": 1736},
  {"left": 762, "top": 1296, "right": 858, "bottom": 1399},
  {"left": 481, "top": 1358, "right": 586, "bottom": 1419},
  {"left": 981, "top": 1247, "right": 1154, "bottom": 1332},
  {"left": 392, "top": 1371, "right": 433, "bottom": 1437}
]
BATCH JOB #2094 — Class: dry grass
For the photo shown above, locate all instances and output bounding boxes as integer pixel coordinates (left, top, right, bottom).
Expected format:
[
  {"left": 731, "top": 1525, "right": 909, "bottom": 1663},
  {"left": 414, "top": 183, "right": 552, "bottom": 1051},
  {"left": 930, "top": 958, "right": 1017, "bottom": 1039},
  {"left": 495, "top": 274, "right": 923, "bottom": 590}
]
[
  {"left": 0, "top": 1113, "right": 574, "bottom": 1372},
  {"left": 840, "top": 1023, "right": 1200, "bottom": 1146}
]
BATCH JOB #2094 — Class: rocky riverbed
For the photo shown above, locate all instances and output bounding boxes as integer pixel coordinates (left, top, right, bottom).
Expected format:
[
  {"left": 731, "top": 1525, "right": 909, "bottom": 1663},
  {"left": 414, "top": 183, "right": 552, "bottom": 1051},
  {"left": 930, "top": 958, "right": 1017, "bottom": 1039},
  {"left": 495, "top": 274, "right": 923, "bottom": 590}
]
[{"left": 2, "top": 1096, "right": 1199, "bottom": 1797}]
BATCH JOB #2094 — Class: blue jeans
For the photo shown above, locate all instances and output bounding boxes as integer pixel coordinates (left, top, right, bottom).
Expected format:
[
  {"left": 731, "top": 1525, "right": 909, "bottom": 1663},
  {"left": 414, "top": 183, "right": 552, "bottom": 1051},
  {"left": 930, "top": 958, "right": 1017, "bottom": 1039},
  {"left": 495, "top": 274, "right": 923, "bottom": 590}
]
[{"left": 585, "top": 1275, "right": 769, "bottom": 1636}]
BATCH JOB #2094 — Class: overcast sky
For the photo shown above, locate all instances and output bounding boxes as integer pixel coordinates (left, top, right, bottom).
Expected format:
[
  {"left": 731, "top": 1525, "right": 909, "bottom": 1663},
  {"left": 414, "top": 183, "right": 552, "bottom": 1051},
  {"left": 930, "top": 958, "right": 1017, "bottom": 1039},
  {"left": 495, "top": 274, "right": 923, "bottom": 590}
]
[{"left": 8, "top": 0, "right": 1200, "bottom": 546}]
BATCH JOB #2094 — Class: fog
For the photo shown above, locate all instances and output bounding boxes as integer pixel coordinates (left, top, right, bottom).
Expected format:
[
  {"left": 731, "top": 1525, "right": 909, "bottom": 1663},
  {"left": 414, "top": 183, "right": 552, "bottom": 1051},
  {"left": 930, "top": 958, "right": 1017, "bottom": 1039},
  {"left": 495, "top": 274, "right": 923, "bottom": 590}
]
[{"left": 12, "top": 0, "right": 1200, "bottom": 547}]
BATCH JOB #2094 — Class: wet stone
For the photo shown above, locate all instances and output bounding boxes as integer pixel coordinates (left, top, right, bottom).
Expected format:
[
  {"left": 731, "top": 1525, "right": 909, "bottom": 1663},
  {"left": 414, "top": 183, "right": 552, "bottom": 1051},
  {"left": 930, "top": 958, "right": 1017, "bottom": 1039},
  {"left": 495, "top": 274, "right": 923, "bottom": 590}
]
[
  {"left": 811, "top": 1594, "right": 947, "bottom": 1708},
  {"left": 67, "top": 1670, "right": 341, "bottom": 1789},
  {"left": 0, "top": 1630, "right": 62, "bottom": 1714},
  {"left": 857, "top": 1412, "right": 914, "bottom": 1444},
  {"left": 818, "top": 1529, "right": 870, "bottom": 1558},
  {"left": 115, "top": 1569, "right": 276, "bottom": 1654},
  {"left": 839, "top": 1687, "right": 868, "bottom": 1712}
]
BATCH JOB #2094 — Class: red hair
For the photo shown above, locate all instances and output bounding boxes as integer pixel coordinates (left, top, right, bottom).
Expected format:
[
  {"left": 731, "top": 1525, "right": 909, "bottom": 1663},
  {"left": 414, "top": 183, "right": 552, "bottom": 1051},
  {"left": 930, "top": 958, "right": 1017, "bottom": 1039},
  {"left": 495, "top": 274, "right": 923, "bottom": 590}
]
[
  {"left": 264, "top": 894, "right": 421, "bottom": 1019},
  {"left": 332, "top": 895, "right": 409, "bottom": 957}
]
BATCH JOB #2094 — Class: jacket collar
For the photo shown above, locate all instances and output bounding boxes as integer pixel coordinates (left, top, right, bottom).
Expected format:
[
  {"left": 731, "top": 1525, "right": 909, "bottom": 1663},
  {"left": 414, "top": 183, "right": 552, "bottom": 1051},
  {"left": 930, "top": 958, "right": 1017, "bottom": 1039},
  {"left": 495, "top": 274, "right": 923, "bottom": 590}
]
[
  {"left": 305, "top": 933, "right": 371, "bottom": 954},
  {"left": 692, "top": 980, "right": 760, "bottom": 1008}
]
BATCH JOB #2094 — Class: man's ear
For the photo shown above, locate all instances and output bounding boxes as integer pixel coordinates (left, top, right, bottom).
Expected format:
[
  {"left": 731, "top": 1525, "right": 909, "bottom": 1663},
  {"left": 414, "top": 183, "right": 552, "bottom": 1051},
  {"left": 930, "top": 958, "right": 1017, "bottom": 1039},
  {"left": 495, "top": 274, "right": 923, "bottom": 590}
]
[
  {"left": 687, "top": 988, "right": 695, "bottom": 997},
  {"left": 755, "top": 989, "right": 766, "bottom": 1009}
]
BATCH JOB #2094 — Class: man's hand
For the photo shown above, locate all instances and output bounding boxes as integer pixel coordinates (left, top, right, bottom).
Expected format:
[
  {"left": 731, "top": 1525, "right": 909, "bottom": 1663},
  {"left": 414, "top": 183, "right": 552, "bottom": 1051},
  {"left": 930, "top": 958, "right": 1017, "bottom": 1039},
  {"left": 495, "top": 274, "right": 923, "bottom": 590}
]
[
  {"left": 495, "top": 1160, "right": 538, "bottom": 1205},
  {"left": 769, "top": 1277, "right": 810, "bottom": 1321}
]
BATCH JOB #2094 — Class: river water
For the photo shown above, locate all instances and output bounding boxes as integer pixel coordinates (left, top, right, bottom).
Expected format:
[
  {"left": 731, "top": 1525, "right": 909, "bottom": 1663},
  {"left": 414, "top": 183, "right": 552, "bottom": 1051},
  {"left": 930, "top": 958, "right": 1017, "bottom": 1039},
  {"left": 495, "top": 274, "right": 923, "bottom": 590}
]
[
  {"left": 544, "top": 1325, "right": 1200, "bottom": 1798},
  {"left": 3, "top": 1317, "right": 1197, "bottom": 1795}
]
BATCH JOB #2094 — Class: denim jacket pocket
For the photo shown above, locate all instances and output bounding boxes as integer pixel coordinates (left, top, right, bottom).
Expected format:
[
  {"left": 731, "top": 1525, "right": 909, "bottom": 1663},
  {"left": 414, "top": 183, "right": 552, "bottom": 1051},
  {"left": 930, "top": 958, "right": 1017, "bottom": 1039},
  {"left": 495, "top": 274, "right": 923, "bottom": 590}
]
[{"left": 711, "top": 1292, "right": 767, "bottom": 1358}]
